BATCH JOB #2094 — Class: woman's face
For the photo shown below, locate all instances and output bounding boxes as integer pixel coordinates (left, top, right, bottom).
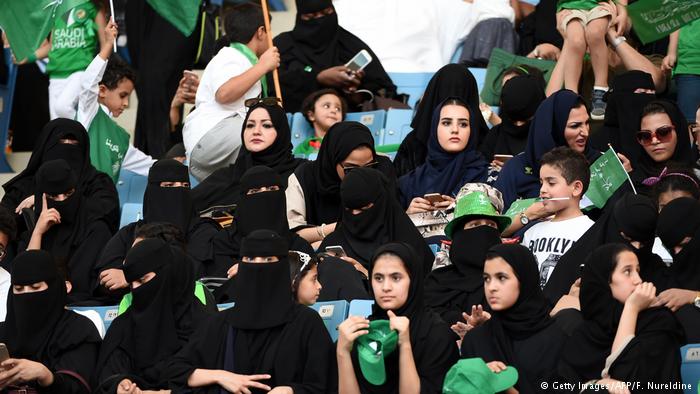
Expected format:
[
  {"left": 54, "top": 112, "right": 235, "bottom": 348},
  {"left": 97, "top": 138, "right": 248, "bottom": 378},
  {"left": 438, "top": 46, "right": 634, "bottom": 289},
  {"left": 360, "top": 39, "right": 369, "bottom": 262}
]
[
  {"left": 483, "top": 257, "right": 520, "bottom": 311},
  {"left": 563, "top": 105, "right": 590, "bottom": 153},
  {"left": 12, "top": 281, "right": 49, "bottom": 294},
  {"left": 640, "top": 112, "right": 677, "bottom": 163},
  {"left": 436, "top": 104, "right": 471, "bottom": 153},
  {"left": 371, "top": 254, "right": 411, "bottom": 311},
  {"left": 609, "top": 250, "right": 642, "bottom": 303},
  {"left": 244, "top": 107, "right": 278, "bottom": 153},
  {"left": 657, "top": 189, "right": 693, "bottom": 212},
  {"left": 296, "top": 265, "right": 322, "bottom": 306},
  {"left": 335, "top": 146, "right": 375, "bottom": 180},
  {"left": 308, "top": 94, "right": 343, "bottom": 136},
  {"left": 241, "top": 256, "right": 280, "bottom": 263}
]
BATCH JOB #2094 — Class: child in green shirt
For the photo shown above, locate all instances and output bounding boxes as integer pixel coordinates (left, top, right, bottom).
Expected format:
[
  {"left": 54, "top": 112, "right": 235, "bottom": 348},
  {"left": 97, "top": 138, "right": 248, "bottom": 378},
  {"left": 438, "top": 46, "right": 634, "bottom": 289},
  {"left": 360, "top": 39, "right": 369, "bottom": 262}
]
[{"left": 293, "top": 88, "right": 347, "bottom": 156}]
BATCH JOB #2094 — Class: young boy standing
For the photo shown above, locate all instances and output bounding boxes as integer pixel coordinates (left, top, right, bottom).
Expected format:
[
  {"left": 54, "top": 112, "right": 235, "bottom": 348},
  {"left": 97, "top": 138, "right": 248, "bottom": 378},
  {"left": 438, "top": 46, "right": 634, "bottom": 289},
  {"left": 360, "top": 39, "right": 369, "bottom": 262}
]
[
  {"left": 556, "top": 0, "right": 628, "bottom": 120},
  {"left": 521, "top": 147, "right": 594, "bottom": 288}
]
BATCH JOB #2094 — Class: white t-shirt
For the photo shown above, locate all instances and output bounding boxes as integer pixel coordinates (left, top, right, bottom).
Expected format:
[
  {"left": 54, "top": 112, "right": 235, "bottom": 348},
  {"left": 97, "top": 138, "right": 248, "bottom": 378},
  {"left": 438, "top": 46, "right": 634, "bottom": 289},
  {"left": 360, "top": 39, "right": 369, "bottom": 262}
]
[
  {"left": 0, "top": 268, "right": 10, "bottom": 322},
  {"left": 182, "top": 47, "right": 261, "bottom": 159},
  {"left": 521, "top": 215, "right": 594, "bottom": 288},
  {"left": 333, "top": 0, "right": 514, "bottom": 72}
]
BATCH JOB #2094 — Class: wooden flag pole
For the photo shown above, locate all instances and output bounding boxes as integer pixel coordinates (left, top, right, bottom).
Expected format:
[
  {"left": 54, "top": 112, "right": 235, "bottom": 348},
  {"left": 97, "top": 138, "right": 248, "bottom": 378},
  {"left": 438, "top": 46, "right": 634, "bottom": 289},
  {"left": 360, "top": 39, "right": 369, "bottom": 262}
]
[
  {"left": 109, "top": 0, "right": 117, "bottom": 52},
  {"left": 260, "top": 0, "right": 282, "bottom": 102}
]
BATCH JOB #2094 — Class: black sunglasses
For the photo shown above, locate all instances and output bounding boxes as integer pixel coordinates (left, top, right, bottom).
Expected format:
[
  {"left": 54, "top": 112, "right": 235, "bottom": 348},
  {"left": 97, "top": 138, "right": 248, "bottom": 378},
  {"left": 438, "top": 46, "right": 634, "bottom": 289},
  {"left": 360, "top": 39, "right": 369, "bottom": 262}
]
[{"left": 244, "top": 97, "right": 282, "bottom": 108}]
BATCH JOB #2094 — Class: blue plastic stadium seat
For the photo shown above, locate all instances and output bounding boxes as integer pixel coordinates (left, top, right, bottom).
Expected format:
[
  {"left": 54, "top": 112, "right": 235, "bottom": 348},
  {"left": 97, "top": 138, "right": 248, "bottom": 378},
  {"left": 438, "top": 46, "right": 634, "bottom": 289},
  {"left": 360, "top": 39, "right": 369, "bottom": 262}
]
[
  {"left": 286, "top": 112, "right": 292, "bottom": 128},
  {"left": 116, "top": 170, "right": 148, "bottom": 207},
  {"left": 345, "top": 110, "right": 386, "bottom": 145},
  {"left": 383, "top": 109, "right": 413, "bottom": 146},
  {"left": 348, "top": 299, "right": 375, "bottom": 318},
  {"left": 0, "top": 48, "right": 18, "bottom": 173},
  {"left": 681, "top": 344, "right": 700, "bottom": 394},
  {"left": 388, "top": 72, "right": 434, "bottom": 108},
  {"left": 451, "top": 46, "right": 464, "bottom": 63},
  {"left": 290, "top": 112, "right": 314, "bottom": 150},
  {"left": 120, "top": 203, "right": 143, "bottom": 228},
  {"left": 309, "top": 300, "right": 349, "bottom": 341},
  {"left": 217, "top": 302, "right": 235, "bottom": 311},
  {"left": 69, "top": 305, "right": 120, "bottom": 334},
  {"left": 469, "top": 67, "right": 488, "bottom": 94}
]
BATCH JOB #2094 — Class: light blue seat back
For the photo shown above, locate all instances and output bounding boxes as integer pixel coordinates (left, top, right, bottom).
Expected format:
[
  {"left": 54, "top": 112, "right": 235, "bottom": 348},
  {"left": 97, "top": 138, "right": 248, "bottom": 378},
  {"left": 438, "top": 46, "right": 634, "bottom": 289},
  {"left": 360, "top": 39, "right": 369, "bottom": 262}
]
[
  {"left": 290, "top": 112, "right": 314, "bottom": 150},
  {"left": 388, "top": 72, "right": 434, "bottom": 109},
  {"left": 345, "top": 110, "right": 386, "bottom": 145},
  {"left": 348, "top": 299, "right": 375, "bottom": 318},
  {"left": 69, "top": 305, "right": 120, "bottom": 333},
  {"left": 383, "top": 109, "right": 413, "bottom": 145},
  {"left": 468, "top": 67, "right": 488, "bottom": 94},
  {"left": 309, "top": 300, "right": 349, "bottom": 342},
  {"left": 120, "top": 203, "right": 143, "bottom": 228},
  {"left": 681, "top": 344, "right": 700, "bottom": 394}
]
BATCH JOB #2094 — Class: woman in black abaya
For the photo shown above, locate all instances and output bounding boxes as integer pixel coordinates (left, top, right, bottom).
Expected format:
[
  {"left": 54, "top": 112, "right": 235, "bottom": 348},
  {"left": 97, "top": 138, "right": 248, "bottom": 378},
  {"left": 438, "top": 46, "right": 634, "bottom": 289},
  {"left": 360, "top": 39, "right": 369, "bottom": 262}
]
[
  {"left": 166, "top": 230, "right": 334, "bottom": 393},
  {"left": 0, "top": 250, "right": 101, "bottom": 393}
]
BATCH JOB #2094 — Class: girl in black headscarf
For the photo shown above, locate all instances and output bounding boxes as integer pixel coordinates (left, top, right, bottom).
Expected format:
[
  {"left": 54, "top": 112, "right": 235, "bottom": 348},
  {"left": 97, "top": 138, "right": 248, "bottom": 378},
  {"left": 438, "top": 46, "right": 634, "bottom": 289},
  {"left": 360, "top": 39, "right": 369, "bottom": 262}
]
[
  {"left": 94, "top": 238, "right": 210, "bottom": 393},
  {"left": 399, "top": 97, "right": 488, "bottom": 210},
  {"left": 166, "top": 230, "right": 335, "bottom": 393},
  {"left": 25, "top": 159, "right": 113, "bottom": 303},
  {"left": 655, "top": 197, "right": 700, "bottom": 342},
  {"left": 479, "top": 75, "right": 546, "bottom": 162},
  {"left": 558, "top": 243, "right": 685, "bottom": 392},
  {"left": 337, "top": 243, "right": 459, "bottom": 394},
  {"left": 273, "top": 0, "right": 396, "bottom": 113},
  {"left": 394, "top": 64, "right": 489, "bottom": 177},
  {"left": 631, "top": 100, "right": 694, "bottom": 196},
  {"left": 2, "top": 119, "right": 120, "bottom": 232},
  {"left": 287, "top": 121, "right": 396, "bottom": 244},
  {"left": 0, "top": 250, "right": 101, "bottom": 393},
  {"left": 192, "top": 101, "right": 306, "bottom": 213},
  {"left": 95, "top": 159, "right": 220, "bottom": 297},
  {"left": 544, "top": 193, "right": 666, "bottom": 307},
  {"left": 461, "top": 244, "right": 580, "bottom": 394}
]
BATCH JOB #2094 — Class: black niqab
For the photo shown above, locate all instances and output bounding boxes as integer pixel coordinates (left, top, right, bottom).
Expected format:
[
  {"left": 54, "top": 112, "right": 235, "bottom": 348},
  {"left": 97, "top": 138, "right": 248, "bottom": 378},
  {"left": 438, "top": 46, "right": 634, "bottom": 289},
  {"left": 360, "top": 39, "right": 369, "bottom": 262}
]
[
  {"left": 657, "top": 197, "right": 700, "bottom": 290},
  {"left": 143, "top": 159, "right": 195, "bottom": 233}
]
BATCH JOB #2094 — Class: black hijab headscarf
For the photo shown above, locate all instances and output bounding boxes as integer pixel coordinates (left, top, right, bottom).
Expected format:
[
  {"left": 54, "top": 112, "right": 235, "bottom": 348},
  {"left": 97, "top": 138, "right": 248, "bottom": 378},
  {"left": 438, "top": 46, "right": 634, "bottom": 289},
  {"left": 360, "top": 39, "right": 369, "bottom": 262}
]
[
  {"left": 320, "top": 168, "right": 434, "bottom": 275},
  {"left": 294, "top": 121, "right": 396, "bottom": 226},
  {"left": 657, "top": 197, "right": 700, "bottom": 290},
  {"left": 398, "top": 98, "right": 488, "bottom": 207},
  {"left": 544, "top": 193, "right": 664, "bottom": 306},
  {"left": 480, "top": 75, "right": 545, "bottom": 161},
  {"left": 394, "top": 64, "right": 489, "bottom": 177},
  {"left": 143, "top": 159, "right": 195, "bottom": 233},
  {"left": 191, "top": 102, "right": 305, "bottom": 212}
]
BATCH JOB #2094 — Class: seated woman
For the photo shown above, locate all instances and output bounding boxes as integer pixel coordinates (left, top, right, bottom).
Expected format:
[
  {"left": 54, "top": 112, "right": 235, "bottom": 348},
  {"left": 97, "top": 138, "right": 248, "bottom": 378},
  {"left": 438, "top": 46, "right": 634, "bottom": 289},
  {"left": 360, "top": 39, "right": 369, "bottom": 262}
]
[
  {"left": 287, "top": 121, "right": 396, "bottom": 245},
  {"left": 337, "top": 243, "right": 459, "bottom": 394},
  {"left": 192, "top": 101, "right": 306, "bottom": 214},
  {"left": 0, "top": 250, "right": 101, "bottom": 393},
  {"left": 94, "top": 238, "right": 210, "bottom": 393},
  {"left": 394, "top": 64, "right": 489, "bottom": 177},
  {"left": 2, "top": 119, "right": 119, "bottom": 233},
  {"left": 558, "top": 243, "right": 685, "bottom": 392},
  {"left": 460, "top": 244, "right": 581, "bottom": 394},
  {"left": 651, "top": 166, "right": 700, "bottom": 211},
  {"left": 95, "top": 159, "right": 220, "bottom": 300},
  {"left": 25, "top": 159, "right": 113, "bottom": 302},
  {"left": 655, "top": 197, "right": 700, "bottom": 343},
  {"left": 294, "top": 88, "right": 347, "bottom": 156},
  {"left": 289, "top": 253, "right": 323, "bottom": 306},
  {"left": 167, "top": 230, "right": 334, "bottom": 393},
  {"left": 399, "top": 97, "right": 489, "bottom": 213},
  {"left": 631, "top": 100, "right": 695, "bottom": 196},
  {"left": 424, "top": 190, "right": 510, "bottom": 326}
]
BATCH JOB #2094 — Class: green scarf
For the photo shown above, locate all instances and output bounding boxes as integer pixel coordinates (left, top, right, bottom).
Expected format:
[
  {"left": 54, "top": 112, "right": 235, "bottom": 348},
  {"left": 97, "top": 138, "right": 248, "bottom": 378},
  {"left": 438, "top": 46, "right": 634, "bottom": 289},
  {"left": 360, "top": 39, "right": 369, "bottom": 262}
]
[{"left": 230, "top": 42, "right": 268, "bottom": 97}]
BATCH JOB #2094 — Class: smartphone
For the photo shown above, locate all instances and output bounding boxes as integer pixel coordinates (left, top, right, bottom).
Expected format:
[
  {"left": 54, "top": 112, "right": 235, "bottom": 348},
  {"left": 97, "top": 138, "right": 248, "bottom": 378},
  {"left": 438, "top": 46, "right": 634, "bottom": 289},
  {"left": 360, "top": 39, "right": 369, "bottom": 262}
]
[
  {"left": 325, "top": 245, "right": 346, "bottom": 257},
  {"left": 424, "top": 193, "right": 446, "bottom": 205},
  {"left": 345, "top": 49, "right": 373, "bottom": 73},
  {"left": 0, "top": 343, "right": 9, "bottom": 364},
  {"left": 493, "top": 154, "right": 514, "bottom": 163}
]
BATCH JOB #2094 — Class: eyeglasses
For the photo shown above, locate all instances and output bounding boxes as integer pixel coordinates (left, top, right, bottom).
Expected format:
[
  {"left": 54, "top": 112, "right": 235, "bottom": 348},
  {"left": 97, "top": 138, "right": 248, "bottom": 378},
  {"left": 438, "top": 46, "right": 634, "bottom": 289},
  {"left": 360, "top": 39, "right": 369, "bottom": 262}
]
[
  {"left": 244, "top": 97, "right": 282, "bottom": 108},
  {"left": 341, "top": 161, "right": 379, "bottom": 173},
  {"left": 635, "top": 125, "right": 675, "bottom": 146}
]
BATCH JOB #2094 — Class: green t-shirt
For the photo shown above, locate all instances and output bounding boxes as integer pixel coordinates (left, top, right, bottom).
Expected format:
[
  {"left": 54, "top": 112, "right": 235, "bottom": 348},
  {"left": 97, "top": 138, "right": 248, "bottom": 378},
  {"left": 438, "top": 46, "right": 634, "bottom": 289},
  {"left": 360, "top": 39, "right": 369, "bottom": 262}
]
[
  {"left": 674, "top": 19, "right": 700, "bottom": 76},
  {"left": 47, "top": 1, "right": 99, "bottom": 78},
  {"left": 557, "top": 0, "right": 598, "bottom": 12},
  {"left": 293, "top": 136, "right": 323, "bottom": 156}
]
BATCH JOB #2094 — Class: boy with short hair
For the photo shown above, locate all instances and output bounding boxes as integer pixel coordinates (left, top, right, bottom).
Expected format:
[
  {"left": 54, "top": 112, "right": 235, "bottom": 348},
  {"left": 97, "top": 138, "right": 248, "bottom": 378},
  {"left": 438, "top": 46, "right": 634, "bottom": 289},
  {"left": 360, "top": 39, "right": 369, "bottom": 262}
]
[
  {"left": 521, "top": 146, "right": 594, "bottom": 288},
  {"left": 183, "top": 3, "right": 280, "bottom": 181},
  {"left": 77, "top": 20, "right": 155, "bottom": 182}
]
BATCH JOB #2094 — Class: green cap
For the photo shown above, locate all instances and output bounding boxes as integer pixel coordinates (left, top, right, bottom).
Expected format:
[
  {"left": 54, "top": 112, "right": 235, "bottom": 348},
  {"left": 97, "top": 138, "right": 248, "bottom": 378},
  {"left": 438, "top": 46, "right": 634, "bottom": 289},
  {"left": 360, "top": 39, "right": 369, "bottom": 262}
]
[
  {"left": 356, "top": 320, "right": 399, "bottom": 385},
  {"left": 444, "top": 191, "right": 512, "bottom": 238},
  {"left": 443, "top": 358, "right": 519, "bottom": 394}
]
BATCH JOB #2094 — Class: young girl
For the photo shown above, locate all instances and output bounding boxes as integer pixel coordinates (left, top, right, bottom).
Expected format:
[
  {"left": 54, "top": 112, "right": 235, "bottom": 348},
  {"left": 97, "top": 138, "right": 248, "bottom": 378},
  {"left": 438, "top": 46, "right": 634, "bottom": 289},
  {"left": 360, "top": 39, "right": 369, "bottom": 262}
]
[
  {"left": 294, "top": 89, "right": 347, "bottom": 156},
  {"left": 649, "top": 166, "right": 700, "bottom": 211},
  {"left": 290, "top": 253, "right": 322, "bottom": 306}
]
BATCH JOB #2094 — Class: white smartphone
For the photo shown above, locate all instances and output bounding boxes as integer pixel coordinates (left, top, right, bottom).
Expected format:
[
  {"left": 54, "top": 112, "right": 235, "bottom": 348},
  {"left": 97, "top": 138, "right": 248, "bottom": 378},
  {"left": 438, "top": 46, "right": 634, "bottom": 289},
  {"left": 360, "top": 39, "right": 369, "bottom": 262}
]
[
  {"left": 325, "top": 245, "right": 347, "bottom": 257},
  {"left": 345, "top": 49, "right": 373, "bottom": 73}
]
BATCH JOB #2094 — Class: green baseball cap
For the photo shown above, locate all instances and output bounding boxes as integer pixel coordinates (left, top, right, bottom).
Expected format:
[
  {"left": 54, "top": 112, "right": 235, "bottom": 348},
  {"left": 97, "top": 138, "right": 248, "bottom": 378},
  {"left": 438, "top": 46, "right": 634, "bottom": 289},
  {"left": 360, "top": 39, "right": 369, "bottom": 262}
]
[
  {"left": 443, "top": 358, "right": 519, "bottom": 394},
  {"left": 444, "top": 191, "right": 512, "bottom": 239},
  {"left": 356, "top": 320, "right": 399, "bottom": 385}
]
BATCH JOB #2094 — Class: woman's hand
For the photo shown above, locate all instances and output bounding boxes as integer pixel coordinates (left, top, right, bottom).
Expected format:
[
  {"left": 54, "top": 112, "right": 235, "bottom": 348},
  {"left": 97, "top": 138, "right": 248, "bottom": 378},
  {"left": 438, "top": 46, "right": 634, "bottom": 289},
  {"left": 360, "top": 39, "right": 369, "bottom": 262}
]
[
  {"left": 617, "top": 153, "right": 633, "bottom": 173},
  {"left": 339, "top": 256, "right": 368, "bottom": 278},
  {"left": 0, "top": 359, "right": 53, "bottom": 388},
  {"left": 463, "top": 305, "right": 491, "bottom": 328},
  {"left": 34, "top": 194, "right": 61, "bottom": 236},
  {"left": 450, "top": 321, "right": 470, "bottom": 340},
  {"left": 99, "top": 268, "right": 128, "bottom": 291},
  {"left": 269, "top": 386, "right": 293, "bottom": 394},
  {"left": 337, "top": 316, "right": 370, "bottom": 353},
  {"left": 216, "top": 372, "right": 272, "bottom": 394},
  {"left": 117, "top": 378, "right": 140, "bottom": 394},
  {"left": 626, "top": 282, "right": 657, "bottom": 312},
  {"left": 317, "top": 66, "right": 361, "bottom": 89},
  {"left": 387, "top": 310, "right": 410, "bottom": 346},
  {"left": 523, "top": 201, "right": 553, "bottom": 221},
  {"left": 406, "top": 195, "right": 453, "bottom": 214},
  {"left": 15, "top": 195, "right": 35, "bottom": 214},
  {"left": 657, "top": 288, "right": 697, "bottom": 312},
  {"left": 227, "top": 263, "right": 239, "bottom": 279},
  {"left": 486, "top": 361, "right": 509, "bottom": 374}
]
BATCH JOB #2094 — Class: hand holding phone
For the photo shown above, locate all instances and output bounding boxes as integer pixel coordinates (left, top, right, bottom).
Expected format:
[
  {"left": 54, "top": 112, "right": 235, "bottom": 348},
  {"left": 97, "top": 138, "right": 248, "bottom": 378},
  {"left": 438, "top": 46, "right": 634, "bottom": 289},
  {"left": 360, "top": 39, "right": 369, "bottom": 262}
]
[
  {"left": 423, "top": 193, "right": 447, "bottom": 205},
  {"left": 345, "top": 49, "right": 373, "bottom": 73},
  {"left": 325, "top": 245, "right": 346, "bottom": 258}
]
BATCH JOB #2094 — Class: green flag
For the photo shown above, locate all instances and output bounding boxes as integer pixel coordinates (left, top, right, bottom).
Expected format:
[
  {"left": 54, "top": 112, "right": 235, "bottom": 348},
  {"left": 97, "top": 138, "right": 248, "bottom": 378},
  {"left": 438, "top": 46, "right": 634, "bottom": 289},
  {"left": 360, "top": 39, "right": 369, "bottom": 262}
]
[
  {"left": 146, "top": 0, "right": 202, "bottom": 37},
  {"left": 504, "top": 198, "right": 538, "bottom": 218},
  {"left": 584, "top": 147, "right": 632, "bottom": 209},
  {"left": 0, "top": 0, "right": 88, "bottom": 61},
  {"left": 628, "top": 0, "right": 700, "bottom": 44}
]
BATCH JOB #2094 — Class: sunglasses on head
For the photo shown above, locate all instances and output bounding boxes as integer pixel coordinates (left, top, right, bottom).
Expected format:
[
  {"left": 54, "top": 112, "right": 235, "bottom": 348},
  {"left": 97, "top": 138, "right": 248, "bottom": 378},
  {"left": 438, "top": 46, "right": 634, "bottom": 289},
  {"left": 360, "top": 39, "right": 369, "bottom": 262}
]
[
  {"left": 635, "top": 125, "right": 674, "bottom": 146},
  {"left": 244, "top": 97, "right": 282, "bottom": 108}
]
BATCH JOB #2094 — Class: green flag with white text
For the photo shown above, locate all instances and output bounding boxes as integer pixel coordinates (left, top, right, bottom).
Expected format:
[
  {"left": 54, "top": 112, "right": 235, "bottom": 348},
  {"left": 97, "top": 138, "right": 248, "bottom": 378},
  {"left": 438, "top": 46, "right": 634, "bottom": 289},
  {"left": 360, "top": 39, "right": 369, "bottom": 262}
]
[
  {"left": 146, "top": 0, "right": 202, "bottom": 37},
  {"left": 584, "top": 147, "right": 632, "bottom": 209},
  {"left": 0, "top": 0, "right": 88, "bottom": 61},
  {"left": 628, "top": 0, "right": 700, "bottom": 44}
]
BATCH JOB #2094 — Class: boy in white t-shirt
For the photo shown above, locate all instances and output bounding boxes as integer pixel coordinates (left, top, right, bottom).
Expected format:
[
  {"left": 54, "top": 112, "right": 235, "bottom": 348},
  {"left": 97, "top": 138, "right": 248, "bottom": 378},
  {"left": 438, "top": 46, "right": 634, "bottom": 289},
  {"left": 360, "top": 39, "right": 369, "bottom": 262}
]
[
  {"left": 183, "top": 3, "right": 280, "bottom": 181},
  {"left": 521, "top": 147, "right": 594, "bottom": 288}
]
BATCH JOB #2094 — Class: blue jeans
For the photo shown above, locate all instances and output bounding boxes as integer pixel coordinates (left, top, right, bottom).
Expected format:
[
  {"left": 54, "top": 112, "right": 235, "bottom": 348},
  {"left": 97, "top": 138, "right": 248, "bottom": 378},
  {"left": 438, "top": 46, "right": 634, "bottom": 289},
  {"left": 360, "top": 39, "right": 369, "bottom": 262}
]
[{"left": 675, "top": 74, "right": 700, "bottom": 122}]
